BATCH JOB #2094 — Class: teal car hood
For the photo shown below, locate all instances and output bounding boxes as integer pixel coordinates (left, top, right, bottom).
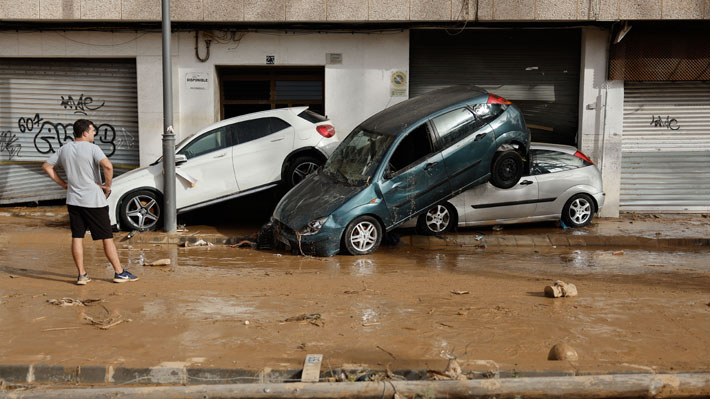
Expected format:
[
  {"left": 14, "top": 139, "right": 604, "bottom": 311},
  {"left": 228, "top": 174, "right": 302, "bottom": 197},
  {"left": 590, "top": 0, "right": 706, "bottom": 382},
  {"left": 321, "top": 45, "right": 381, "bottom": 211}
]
[{"left": 274, "top": 172, "right": 365, "bottom": 230}]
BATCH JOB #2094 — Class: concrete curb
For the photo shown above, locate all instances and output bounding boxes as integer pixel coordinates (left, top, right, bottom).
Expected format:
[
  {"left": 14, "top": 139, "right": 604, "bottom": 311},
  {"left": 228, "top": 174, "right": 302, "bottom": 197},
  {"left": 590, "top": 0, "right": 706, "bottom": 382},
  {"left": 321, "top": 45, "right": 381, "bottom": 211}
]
[
  {"left": 3, "top": 364, "right": 699, "bottom": 387},
  {"left": 121, "top": 231, "right": 710, "bottom": 250}
]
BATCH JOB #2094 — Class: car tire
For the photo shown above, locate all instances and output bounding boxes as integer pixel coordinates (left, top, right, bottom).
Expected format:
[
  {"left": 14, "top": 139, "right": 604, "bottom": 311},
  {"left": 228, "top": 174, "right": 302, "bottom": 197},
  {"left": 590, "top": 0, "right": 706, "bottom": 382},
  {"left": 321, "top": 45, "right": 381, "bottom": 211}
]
[
  {"left": 286, "top": 156, "right": 323, "bottom": 188},
  {"left": 417, "top": 202, "right": 457, "bottom": 235},
  {"left": 343, "top": 215, "right": 383, "bottom": 256},
  {"left": 562, "top": 194, "right": 594, "bottom": 228},
  {"left": 119, "top": 190, "right": 162, "bottom": 232},
  {"left": 490, "top": 149, "right": 524, "bottom": 189}
]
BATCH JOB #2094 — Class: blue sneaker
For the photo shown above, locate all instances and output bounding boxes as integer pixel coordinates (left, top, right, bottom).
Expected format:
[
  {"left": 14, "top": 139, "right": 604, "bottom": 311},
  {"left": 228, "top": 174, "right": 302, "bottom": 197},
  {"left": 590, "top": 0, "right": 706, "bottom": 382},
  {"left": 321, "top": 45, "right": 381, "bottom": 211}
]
[
  {"left": 113, "top": 270, "right": 139, "bottom": 283},
  {"left": 76, "top": 273, "right": 91, "bottom": 285}
]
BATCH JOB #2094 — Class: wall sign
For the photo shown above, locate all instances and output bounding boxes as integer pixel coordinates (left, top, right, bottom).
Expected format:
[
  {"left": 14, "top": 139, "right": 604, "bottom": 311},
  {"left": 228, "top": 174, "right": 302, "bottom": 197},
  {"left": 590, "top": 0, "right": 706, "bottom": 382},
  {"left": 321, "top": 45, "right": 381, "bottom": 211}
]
[
  {"left": 186, "top": 72, "right": 209, "bottom": 90},
  {"left": 266, "top": 55, "right": 275, "bottom": 65},
  {"left": 390, "top": 71, "right": 407, "bottom": 97}
]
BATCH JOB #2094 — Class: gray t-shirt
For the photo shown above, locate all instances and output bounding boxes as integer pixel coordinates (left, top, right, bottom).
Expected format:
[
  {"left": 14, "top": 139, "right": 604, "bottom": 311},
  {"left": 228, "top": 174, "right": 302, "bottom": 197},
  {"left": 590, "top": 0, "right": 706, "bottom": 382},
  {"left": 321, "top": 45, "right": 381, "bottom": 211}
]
[{"left": 46, "top": 141, "right": 108, "bottom": 208}]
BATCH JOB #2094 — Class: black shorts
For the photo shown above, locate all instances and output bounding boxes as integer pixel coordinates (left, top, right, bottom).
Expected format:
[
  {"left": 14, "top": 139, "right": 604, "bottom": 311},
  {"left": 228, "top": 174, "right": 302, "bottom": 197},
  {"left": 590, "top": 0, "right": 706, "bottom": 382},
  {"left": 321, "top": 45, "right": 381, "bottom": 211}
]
[{"left": 68, "top": 205, "right": 113, "bottom": 240}]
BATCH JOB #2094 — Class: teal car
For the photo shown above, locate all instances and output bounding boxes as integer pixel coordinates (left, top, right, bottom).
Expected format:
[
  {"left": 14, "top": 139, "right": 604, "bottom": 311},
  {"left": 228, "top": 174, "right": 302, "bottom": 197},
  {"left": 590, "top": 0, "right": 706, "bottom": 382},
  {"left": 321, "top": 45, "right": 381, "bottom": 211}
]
[{"left": 271, "top": 85, "right": 530, "bottom": 256}]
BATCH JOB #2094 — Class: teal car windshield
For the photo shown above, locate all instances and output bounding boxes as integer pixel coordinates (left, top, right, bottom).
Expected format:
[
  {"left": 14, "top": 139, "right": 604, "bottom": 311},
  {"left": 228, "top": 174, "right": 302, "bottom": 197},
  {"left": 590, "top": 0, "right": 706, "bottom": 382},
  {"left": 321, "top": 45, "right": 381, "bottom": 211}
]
[{"left": 321, "top": 129, "right": 395, "bottom": 186}]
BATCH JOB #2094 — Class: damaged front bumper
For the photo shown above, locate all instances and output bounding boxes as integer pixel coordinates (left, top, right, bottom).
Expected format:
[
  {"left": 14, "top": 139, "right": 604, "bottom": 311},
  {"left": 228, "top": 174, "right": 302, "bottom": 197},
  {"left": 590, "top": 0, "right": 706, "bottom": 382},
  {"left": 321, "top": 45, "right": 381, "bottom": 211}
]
[{"left": 271, "top": 218, "right": 342, "bottom": 257}]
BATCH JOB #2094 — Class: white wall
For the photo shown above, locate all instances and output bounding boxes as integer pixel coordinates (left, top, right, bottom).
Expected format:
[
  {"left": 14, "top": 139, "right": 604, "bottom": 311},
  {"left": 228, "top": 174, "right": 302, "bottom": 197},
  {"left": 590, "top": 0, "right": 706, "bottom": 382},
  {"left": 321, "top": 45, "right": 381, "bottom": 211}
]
[
  {"left": 175, "top": 30, "right": 410, "bottom": 143},
  {"left": 1, "top": 30, "right": 408, "bottom": 167},
  {"left": 577, "top": 27, "right": 622, "bottom": 217}
]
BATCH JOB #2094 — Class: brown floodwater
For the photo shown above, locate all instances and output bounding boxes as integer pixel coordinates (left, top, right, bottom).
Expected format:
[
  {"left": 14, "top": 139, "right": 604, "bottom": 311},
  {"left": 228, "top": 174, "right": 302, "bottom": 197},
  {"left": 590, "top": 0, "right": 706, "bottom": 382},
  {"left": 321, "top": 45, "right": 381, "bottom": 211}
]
[{"left": 1, "top": 214, "right": 709, "bottom": 376}]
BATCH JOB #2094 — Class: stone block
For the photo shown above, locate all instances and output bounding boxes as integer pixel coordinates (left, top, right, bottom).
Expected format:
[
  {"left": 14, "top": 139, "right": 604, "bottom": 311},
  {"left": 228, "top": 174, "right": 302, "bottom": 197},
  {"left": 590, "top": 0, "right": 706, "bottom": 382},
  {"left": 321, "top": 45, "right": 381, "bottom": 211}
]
[
  {"left": 326, "top": 0, "right": 367, "bottom": 20},
  {"left": 597, "top": 0, "right": 619, "bottom": 20},
  {"left": 286, "top": 0, "right": 325, "bottom": 20},
  {"left": 452, "top": 0, "right": 475, "bottom": 20},
  {"left": 0, "top": 0, "right": 39, "bottom": 19},
  {"left": 33, "top": 365, "right": 78, "bottom": 383},
  {"left": 548, "top": 234, "right": 570, "bottom": 246},
  {"left": 79, "top": 366, "right": 107, "bottom": 383},
  {"left": 40, "top": 0, "right": 81, "bottom": 19},
  {"left": 245, "top": 0, "right": 285, "bottom": 21},
  {"left": 492, "top": 0, "right": 535, "bottom": 20},
  {"left": 706, "top": 0, "right": 710, "bottom": 18},
  {"left": 577, "top": 0, "right": 594, "bottom": 19},
  {"left": 0, "top": 365, "right": 30, "bottom": 383},
  {"left": 619, "top": 0, "right": 661, "bottom": 19},
  {"left": 186, "top": 368, "right": 257, "bottom": 384},
  {"left": 513, "top": 235, "right": 535, "bottom": 247},
  {"left": 536, "top": 0, "right": 577, "bottom": 19},
  {"left": 410, "top": 235, "right": 431, "bottom": 248},
  {"left": 494, "top": 235, "right": 517, "bottom": 247},
  {"left": 411, "top": 0, "right": 452, "bottom": 20},
  {"left": 81, "top": 0, "right": 121, "bottom": 19},
  {"left": 369, "top": 0, "right": 409, "bottom": 21},
  {"left": 662, "top": 0, "right": 704, "bottom": 19},
  {"left": 122, "top": 0, "right": 161, "bottom": 20},
  {"left": 204, "top": 0, "right": 245, "bottom": 20},
  {"left": 171, "top": 0, "right": 204, "bottom": 21},
  {"left": 531, "top": 235, "right": 552, "bottom": 247},
  {"left": 476, "top": 0, "right": 493, "bottom": 20},
  {"left": 111, "top": 367, "right": 184, "bottom": 384},
  {"left": 566, "top": 236, "right": 587, "bottom": 247}
]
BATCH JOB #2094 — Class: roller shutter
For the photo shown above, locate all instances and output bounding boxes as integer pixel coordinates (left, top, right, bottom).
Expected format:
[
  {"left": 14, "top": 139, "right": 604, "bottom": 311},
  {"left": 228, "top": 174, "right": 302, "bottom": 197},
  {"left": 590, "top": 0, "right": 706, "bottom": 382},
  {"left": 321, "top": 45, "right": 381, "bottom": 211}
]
[
  {"left": 0, "top": 59, "right": 138, "bottom": 204},
  {"left": 620, "top": 81, "right": 710, "bottom": 212},
  {"left": 410, "top": 29, "right": 581, "bottom": 145}
]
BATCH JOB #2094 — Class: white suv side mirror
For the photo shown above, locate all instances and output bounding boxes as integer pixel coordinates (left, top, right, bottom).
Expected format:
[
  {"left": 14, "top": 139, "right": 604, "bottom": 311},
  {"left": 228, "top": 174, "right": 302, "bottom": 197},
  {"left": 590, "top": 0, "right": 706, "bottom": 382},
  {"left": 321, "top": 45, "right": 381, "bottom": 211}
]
[{"left": 175, "top": 154, "right": 188, "bottom": 165}]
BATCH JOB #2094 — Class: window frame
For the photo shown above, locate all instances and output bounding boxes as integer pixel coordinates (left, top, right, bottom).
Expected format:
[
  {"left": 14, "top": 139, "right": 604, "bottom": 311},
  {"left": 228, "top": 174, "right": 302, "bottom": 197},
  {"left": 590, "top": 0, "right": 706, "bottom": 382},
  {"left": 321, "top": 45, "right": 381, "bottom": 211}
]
[
  {"left": 177, "top": 126, "right": 230, "bottom": 160},
  {"left": 430, "top": 106, "right": 487, "bottom": 150},
  {"left": 385, "top": 122, "right": 438, "bottom": 178}
]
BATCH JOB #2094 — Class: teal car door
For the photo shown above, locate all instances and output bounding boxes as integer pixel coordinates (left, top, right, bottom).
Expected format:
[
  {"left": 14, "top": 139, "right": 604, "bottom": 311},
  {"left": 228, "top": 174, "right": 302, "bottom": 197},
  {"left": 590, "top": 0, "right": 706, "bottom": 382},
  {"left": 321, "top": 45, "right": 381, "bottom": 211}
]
[
  {"left": 432, "top": 107, "right": 496, "bottom": 194},
  {"left": 379, "top": 124, "right": 451, "bottom": 226}
]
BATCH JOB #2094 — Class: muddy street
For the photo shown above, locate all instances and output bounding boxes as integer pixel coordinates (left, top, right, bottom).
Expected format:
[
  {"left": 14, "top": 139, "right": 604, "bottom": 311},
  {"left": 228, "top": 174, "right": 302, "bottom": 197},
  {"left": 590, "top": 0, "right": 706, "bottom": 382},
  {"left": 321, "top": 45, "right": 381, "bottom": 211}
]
[{"left": 1, "top": 212, "right": 710, "bottom": 376}]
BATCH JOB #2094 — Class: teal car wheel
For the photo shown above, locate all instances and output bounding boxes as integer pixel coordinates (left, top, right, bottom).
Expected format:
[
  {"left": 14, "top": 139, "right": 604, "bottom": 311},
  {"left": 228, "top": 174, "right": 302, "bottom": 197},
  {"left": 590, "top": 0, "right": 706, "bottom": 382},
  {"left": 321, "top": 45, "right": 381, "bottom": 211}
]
[
  {"left": 343, "top": 216, "right": 382, "bottom": 255},
  {"left": 490, "top": 149, "right": 524, "bottom": 189}
]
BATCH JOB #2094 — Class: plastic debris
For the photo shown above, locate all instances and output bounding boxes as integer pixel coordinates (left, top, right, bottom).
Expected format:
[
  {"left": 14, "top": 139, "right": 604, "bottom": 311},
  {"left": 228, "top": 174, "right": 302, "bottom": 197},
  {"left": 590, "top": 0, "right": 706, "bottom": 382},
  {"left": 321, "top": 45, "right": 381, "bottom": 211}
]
[{"left": 143, "top": 258, "right": 171, "bottom": 266}]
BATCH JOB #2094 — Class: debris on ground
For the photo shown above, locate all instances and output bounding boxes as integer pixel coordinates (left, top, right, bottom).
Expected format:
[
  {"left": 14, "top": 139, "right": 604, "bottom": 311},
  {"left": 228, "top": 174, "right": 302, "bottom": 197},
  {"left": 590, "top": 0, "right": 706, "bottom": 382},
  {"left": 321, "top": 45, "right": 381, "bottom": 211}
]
[
  {"left": 283, "top": 313, "right": 323, "bottom": 326},
  {"left": 180, "top": 239, "right": 214, "bottom": 248},
  {"left": 83, "top": 314, "right": 131, "bottom": 330},
  {"left": 429, "top": 358, "right": 467, "bottom": 380},
  {"left": 256, "top": 221, "right": 275, "bottom": 250},
  {"left": 492, "top": 225, "right": 503, "bottom": 231},
  {"left": 544, "top": 280, "right": 578, "bottom": 298},
  {"left": 121, "top": 230, "right": 138, "bottom": 242},
  {"left": 47, "top": 298, "right": 102, "bottom": 307},
  {"left": 612, "top": 250, "right": 625, "bottom": 256},
  {"left": 451, "top": 290, "right": 470, "bottom": 295},
  {"left": 142, "top": 258, "right": 171, "bottom": 266},
  {"left": 548, "top": 343, "right": 579, "bottom": 361},
  {"left": 232, "top": 240, "right": 256, "bottom": 249},
  {"left": 376, "top": 345, "right": 397, "bottom": 360}
]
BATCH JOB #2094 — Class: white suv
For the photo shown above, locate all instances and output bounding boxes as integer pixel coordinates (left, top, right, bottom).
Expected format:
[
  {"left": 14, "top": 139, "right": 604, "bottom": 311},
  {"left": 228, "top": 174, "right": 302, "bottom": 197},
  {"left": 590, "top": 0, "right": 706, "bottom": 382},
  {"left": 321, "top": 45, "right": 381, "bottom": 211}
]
[{"left": 107, "top": 107, "right": 338, "bottom": 231}]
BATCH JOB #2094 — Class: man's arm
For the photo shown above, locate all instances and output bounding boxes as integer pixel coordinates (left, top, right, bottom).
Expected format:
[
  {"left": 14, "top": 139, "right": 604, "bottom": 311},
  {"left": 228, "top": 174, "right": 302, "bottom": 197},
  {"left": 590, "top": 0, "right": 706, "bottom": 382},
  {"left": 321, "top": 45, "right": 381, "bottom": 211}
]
[
  {"left": 42, "top": 162, "right": 67, "bottom": 190},
  {"left": 99, "top": 157, "right": 113, "bottom": 197}
]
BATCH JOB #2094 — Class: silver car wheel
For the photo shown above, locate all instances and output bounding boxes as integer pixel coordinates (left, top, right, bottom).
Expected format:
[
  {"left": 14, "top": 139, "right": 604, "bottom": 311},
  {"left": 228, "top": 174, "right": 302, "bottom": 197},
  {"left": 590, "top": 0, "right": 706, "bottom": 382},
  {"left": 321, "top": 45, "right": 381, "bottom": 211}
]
[
  {"left": 350, "top": 221, "right": 378, "bottom": 252},
  {"left": 568, "top": 197, "right": 591, "bottom": 225},
  {"left": 425, "top": 205, "right": 451, "bottom": 233},
  {"left": 125, "top": 195, "right": 160, "bottom": 230},
  {"left": 291, "top": 161, "right": 319, "bottom": 185}
]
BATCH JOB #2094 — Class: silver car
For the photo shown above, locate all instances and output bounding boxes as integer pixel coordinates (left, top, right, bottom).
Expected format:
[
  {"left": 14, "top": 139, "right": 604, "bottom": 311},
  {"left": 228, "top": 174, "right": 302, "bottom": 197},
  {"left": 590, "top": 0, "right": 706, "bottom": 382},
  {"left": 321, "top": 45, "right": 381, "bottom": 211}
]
[{"left": 409, "top": 143, "right": 605, "bottom": 234}]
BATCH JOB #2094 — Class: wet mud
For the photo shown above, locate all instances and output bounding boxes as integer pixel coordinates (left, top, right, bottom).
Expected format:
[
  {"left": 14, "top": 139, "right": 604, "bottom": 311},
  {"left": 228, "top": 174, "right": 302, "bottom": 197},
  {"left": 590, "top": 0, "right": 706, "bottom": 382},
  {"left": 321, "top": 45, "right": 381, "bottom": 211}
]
[{"left": 1, "top": 213, "right": 710, "bottom": 375}]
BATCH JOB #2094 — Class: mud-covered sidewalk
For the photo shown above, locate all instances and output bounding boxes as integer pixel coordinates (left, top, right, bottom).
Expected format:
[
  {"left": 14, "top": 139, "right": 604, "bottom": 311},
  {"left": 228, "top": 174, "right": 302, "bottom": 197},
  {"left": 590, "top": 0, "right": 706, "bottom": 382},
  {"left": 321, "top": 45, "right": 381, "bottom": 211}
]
[{"left": 1, "top": 207, "right": 709, "bottom": 386}]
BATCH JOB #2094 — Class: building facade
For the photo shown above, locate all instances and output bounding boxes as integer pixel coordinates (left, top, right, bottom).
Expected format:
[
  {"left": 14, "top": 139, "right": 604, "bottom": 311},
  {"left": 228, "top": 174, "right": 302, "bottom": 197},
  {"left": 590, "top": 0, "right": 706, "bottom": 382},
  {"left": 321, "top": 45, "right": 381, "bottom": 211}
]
[{"left": 1, "top": 0, "right": 709, "bottom": 215}]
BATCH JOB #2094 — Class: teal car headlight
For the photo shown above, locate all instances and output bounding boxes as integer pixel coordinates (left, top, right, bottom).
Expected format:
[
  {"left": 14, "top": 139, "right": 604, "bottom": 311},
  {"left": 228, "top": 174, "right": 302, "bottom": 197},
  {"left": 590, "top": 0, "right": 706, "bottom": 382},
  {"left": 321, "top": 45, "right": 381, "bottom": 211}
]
[{"left": 300, "top": 216, "right": 329, "bottom": 236}]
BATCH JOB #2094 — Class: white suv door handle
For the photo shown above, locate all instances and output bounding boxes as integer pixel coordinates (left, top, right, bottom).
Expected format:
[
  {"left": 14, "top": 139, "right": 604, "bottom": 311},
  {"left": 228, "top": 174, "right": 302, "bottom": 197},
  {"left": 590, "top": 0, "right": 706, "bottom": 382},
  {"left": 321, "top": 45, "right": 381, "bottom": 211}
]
[
  {"left": 270, "top": 137, "right": 284, "bottom": 142},
  {"left": 213, "top": 153, "right": 226, "bottom": 158}
]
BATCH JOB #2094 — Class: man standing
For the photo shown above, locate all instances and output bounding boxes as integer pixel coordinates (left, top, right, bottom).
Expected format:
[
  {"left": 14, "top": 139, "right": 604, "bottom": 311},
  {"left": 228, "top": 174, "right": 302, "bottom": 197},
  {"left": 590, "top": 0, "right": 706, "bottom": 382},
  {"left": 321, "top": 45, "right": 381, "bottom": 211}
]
[{"left": 42, "top": 119, "right": 138, "bottom": 285}]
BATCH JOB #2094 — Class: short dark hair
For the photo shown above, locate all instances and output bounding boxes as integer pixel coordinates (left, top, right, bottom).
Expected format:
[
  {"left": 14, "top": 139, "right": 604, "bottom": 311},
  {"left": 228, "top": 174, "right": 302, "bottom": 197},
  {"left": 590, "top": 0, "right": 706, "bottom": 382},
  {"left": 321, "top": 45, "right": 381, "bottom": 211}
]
[{"left": 73, "top": 119, "right": 94, "bottom": 138}]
